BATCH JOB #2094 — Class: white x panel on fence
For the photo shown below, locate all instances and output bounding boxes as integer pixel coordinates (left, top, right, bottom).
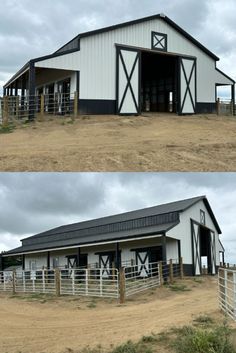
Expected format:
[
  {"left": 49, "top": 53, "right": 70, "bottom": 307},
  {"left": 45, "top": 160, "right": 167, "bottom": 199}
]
[{"left": 117, "top": 48, "right": 140, "bottom": 115}]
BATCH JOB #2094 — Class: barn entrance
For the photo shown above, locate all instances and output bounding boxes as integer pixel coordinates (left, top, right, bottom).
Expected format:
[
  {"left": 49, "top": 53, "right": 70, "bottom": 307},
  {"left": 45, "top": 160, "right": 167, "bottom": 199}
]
[
  {"left": 117, "top": 45, "right": 196, "bottom": 115},
  {"left": 191, "top": 220, "right": 216, "bottom": 276},
  {"left": 141, "top": 52, "right": 177, "bottom": 113}
]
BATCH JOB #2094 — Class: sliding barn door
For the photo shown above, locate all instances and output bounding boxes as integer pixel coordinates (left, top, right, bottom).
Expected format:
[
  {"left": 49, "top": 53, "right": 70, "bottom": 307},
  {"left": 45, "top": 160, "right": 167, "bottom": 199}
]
[
  {"left": 117, "top": 47, "right": 140, "bottom": 115},
  {"left": 179, "top": 57, "right": 196, "bottom": 114},
  {"left": 210, "top": 231, "right": 216, "bottom": 275},
  {"left": 191, "top": 221, "right": 201, "bottom": 275}
]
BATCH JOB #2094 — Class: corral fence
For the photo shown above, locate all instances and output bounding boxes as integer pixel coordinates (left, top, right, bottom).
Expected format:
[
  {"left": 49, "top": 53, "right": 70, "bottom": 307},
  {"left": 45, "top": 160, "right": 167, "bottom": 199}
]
[
  {"left": 0, "top": 92, "right": 79, "bottom": 125},
  {"left": 217, "top": 98, "right": 236, "bottom": 116},
  {"left": 0, "top": 258, "right": 183, "bottom": 303},
  {"left": 218, "top": 267, "right": 236, "bottom": 321}
]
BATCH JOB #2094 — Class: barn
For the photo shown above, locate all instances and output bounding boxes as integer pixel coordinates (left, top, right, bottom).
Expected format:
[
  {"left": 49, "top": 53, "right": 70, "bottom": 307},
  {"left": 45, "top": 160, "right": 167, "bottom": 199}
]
[
  {"left": 3, "top": 14, "right": 235, "bottom": 118},
  {"left": 1, "top": 196, "right": 224, "bottom": 277}
]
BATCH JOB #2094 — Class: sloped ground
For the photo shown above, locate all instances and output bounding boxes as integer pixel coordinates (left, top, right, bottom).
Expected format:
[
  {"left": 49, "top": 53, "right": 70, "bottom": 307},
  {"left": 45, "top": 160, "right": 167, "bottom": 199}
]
[
  {"left": 0, "top": 113, "right": 236, "bottom": 171},
  {"left": 0, "top": 277, "right": 234, "bottom": 353}
]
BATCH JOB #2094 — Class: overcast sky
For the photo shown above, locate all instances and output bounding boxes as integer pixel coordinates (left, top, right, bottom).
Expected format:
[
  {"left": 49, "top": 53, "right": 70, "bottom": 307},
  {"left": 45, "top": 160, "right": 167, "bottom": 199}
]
[
  {"left": 0, "top": 0, "right": 236, "bottom": 97},
  {"left": 0, "top": 173, "right": 236, "bottom": 263}
]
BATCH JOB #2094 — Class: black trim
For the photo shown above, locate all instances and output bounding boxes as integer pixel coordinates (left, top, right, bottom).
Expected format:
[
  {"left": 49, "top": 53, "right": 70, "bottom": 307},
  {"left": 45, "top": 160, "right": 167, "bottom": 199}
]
[
  {"left": 22, "top": 254, "right": 25, "bottom": 271},
  {"left": 161, "top": 235, "right": 167, "bottom": 263},
  {"left": 76, "top": 71, "right": 80, "bottom": 93},
  {"left": 79, "top": 99, "right": 116, "bottom": 115},
  {"left": 151, "top": 31, "right": 167, "bottom": 52},
  {"left": 28, "top": 61, "right": 36, "bottom": 120},
  {"left": 195, "top": 102, "right": 217, "bottom": 114},
  {"left": 0, "top": 254, "right": 3, "bottom": 271},
  {"left": 183, "top": 264, "right": 194, "bottom": 276},
  {"left": 47, "top": 252, "right": 50, "bottom": 269}
]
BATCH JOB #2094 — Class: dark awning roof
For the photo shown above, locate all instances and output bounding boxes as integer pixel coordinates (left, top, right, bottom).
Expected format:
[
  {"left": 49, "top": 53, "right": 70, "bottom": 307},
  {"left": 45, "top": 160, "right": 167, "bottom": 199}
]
[{"left": 5, "top": 221, "right": 177, "bottom": 256}]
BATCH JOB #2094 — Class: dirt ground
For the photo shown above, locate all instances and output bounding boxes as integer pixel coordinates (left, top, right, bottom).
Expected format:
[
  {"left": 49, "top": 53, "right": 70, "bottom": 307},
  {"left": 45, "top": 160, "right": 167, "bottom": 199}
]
[
  {"left": 0, "top": 277, "right": 234, "bottom": 353},
  {"left": 0, "top": 113, "right": 236, "bottom": 171}
]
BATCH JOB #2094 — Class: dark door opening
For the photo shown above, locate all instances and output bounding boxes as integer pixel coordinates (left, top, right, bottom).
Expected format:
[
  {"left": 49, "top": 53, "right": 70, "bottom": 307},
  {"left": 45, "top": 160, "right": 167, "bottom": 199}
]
[
  {"left": 45, "top": 83, "right": 55, "bottom": 114},
  {"left": 199, "top": 226, "right": 212, "bottom": 275},
  {"left": 141, "top": 52, "right": 178, "bottom": 113}
]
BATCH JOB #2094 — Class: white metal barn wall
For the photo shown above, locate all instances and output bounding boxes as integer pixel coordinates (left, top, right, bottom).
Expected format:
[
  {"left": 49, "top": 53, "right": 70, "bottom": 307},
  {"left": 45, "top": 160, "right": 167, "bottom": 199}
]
[
  {"left": 31, "top": 17, "right": 233, "bottom": 113},
  {"left": 79, "top": 18, "right": 229, "bottom": 102},
  {"left": 23, "top": 237, "right": 179, "bottom": 271},
  {"left": 166, "top": 200, "right": 221, "bottom": 268}
]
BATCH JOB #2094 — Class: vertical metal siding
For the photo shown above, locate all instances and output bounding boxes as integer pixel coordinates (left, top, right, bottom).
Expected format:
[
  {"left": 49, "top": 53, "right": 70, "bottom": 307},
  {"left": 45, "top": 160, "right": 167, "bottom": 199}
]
[
  {"left": 166, "top": 200, "right": 221, "bottom": 266},
  {"left": 80, "top": 18, "right": 217, "bottom": 102}
]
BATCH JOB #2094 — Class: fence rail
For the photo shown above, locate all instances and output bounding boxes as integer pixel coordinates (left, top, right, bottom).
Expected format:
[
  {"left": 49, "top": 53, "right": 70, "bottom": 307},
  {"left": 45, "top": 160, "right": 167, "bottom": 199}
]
[
  {"left": 0, "top": 92, "right": 78, "bottom": 124},
  {"left": 0, "top": 258, "right": 183, "bottom": 302},
  {"left": 217, "top": 99, "right": 236, "bottom": 116},
  {"left": 218, "top": 267, "right": 236, "bottom": 321}
]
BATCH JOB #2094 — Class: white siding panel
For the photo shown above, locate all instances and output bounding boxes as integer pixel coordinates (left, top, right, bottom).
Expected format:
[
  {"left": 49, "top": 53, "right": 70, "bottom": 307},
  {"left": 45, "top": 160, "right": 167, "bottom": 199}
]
[
  {"left": 166, "top": 239, "right": 179, "bottom": 261},
  {"left": 35, "top": 51, "right": 81, "bottom": 71},
  {"left": 80, "top": 18, "right": 219, "bottom": 102},
  {"left": 166, "top": 200, "right": 221, "bottom": 265},
  {"left": 215, "top": 69, "right": 234, "bottom": 85}
]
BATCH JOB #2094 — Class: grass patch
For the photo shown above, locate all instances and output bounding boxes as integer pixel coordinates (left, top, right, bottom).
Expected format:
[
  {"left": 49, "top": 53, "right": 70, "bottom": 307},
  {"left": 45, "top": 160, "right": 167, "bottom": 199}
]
[
  {"left": 0, "top": 123, "right": 15, "bottom": 134},
  {"left": 171, "top": 322, "right": 236, "bottom": 353},
  {"left": 63, "top": 321, "right": 236, "bottom": 353},
  {"left": 193, "top": 315, "right": 215, "bottom": 326},
  {"left": 169, "top": 284, "right": 191, "bottom": 292},
  {"left": 87, "top": 300, "right": 97, "bottom": 309},
  {"left": 193, "top": 278, "right": 203, "bottom": 284}
]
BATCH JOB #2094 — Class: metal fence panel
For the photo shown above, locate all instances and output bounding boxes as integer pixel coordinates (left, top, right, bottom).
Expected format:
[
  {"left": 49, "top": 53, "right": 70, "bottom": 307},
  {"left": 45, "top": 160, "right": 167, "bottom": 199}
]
[
  {"left": 218, "top": 268, "right": 236, "bottom": 321},
  {"left": 60, "top": 268, "right": 119, "bottom": 298},
  {"left": 15, "top": 270, "right": 56, "bottom": 294},
  {"left": 124, "top": 262, "right": 161, "bottom": 297}
]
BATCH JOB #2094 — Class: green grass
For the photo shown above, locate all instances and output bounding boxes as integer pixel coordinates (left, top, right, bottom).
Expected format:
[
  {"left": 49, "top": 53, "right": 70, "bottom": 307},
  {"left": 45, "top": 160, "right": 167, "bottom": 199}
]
[
  {"left": 169, "top": 283, "right": 191, "bottom": 292},
  {"left": 0, "top": 123, "right": 15, "bottom": 134},
  {"left": 64, "top": 320, "right": 236, "bottom": 353}
]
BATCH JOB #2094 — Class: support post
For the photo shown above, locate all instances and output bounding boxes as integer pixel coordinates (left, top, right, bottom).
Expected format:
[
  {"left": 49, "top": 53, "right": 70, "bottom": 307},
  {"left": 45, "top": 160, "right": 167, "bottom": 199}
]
[
  {"left": 22, "top": 254, "right": 25, "bottom": 271},
  {"left": 28, "top": 62, "right": 36, "bottom": 121},
  {"left": 76, "top": 248, "right": 81, "bottom": 268},
  {"left": 232, "top": 84, "right": 235, "bottom": 116},
  {"left": 216, "top": 98, "right": 220, "bottom": 115},
  {"left": 12, "top": 270, "right": 16, "bottom": 294},
  {"left": 119, "top": 267, "right": 126, "bottom": 304},
  {"left": 47, "top": 252, "right": 50, "bottom": 269},
  {"left": 3, "top": 96, "right": 9, "bottom": 127},
  {"left": 74, "top": 91, "right": 78, "bottom": 118},
  {"left": 115, "top": 242, "right": 120, "bottom": 269},
  {"left": 161, "top": 235, "right": 168, "bottom": 283},
  {"left": 0, "top": 254, "right": 3, "bottom": 271},
  {"left": 169, "top": 259, "right": 174, "bottom": 283},
  {"left": 159, "top": 261, "right": 163, "bottom": 286},
  {"left": 180, "top": 257, "right": 184, "bottom": 279},
  {"left": 55, "top": 268, "right": 61, "bottom": 297},
  {"left": 40, "top": 94, "right": 45, "bottom": 120}
]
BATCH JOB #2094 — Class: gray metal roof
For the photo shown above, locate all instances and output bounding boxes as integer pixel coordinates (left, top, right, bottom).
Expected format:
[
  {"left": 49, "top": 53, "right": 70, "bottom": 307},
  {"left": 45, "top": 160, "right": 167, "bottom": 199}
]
[
  {"left": 6, "top": 222, "right": 177, "bottom": 255},
  {"left": 5, "top": 195, "right": 221, "bottom": 256}
]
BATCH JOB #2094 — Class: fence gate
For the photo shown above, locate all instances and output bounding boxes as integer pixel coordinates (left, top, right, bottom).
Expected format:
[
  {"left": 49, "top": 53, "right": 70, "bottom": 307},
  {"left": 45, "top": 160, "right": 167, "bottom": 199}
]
[
  {"left": 117, "top": 47, "right": 140, "bottom": 115},
  {"left": 179, "top": 57, "right": 196, "bottom": 114},
  {"left": 218, "top": 268, "right": 236, "bottom": 321}
]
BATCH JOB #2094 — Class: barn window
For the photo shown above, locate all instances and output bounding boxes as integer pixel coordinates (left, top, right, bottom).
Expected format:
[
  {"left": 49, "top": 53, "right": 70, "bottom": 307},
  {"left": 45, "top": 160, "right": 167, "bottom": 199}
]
[
  {"left": 151, "top": 31, "right": 167, "bottom": 52},
  {"left": 200, "top": 210, "right": 206, "bottom": 225}
]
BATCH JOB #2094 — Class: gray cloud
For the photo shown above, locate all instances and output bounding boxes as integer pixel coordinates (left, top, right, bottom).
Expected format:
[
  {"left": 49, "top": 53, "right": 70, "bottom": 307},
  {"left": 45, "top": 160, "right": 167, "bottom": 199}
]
[
  {"left": 0, "top": 0, "right": 235, "bottom": 96},
  {"left": 0, "top": 173, "right": 236, "bottom": 263}
]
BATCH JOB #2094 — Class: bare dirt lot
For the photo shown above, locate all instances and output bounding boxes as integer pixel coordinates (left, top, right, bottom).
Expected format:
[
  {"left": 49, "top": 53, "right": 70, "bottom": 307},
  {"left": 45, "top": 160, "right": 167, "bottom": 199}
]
[
  {"left": 0, "top": 277, "right": 234, "bottom": 353},
  {"left": 0, "top": 113, "right": 236, "bottom": 171}
]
